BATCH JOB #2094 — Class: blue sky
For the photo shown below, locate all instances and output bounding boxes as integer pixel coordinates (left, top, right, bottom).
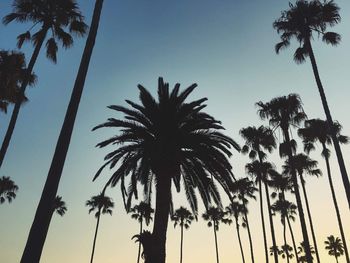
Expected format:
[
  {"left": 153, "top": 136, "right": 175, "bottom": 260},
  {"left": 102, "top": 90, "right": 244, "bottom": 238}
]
[{"left": 1, "top": 0, "right": 350, "bottom": 262}]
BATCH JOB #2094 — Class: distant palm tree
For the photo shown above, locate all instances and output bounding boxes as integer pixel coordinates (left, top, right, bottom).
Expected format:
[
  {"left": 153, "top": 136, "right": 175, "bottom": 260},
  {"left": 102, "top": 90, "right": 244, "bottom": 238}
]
[
  {"left": 86, "top": 193, "right": 114, "bottom": 263},
  {"left": 240, "top": 125, "right": 277, "bottom": 263},
  {"left": 325, "top": 235, "right": 344, "bottom": 263},
  {"left": 131, "top": 201, "right": 154, "bottom": 263},
  {"left": 1, "top": 0, "right": 87, "bottom": 168},
  {"left": 298, "top": 242, "right": 315, "bottom": 263},
  {"left": 53, "top": 196, "right": 67, "bottom": 216},
  {"left": 0, "top": 176, "right": 19, "bottom": 204},
  {"left": 274, "top": 0, "right": 350, "bottom": 210},
  {"left": 171, "top": 207, "right": 195, "bottom": 263},
  {"left": 257, "top": 94, "right": 313, "bottom": 263},
  {"left": 94, "top": 78, "right": 239, "bottom": 263},
  {"left": 280, "top": 245, "right": 294, "bottom": 262},
  {"left": 298, "top": 119, "right": 350, "bottom": 263}
]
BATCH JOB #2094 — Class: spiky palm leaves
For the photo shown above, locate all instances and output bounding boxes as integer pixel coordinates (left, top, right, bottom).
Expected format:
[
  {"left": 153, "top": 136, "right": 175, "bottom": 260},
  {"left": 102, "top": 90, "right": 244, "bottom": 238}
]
[
  {"left": 325, "top": 235, "right": 344, "bottom": 263},
  {"left": 0, "top": 176, "right": 19, "bottom": 204},
  {"left": 53, "top": 196, "right": 67, "bottom": 216}
]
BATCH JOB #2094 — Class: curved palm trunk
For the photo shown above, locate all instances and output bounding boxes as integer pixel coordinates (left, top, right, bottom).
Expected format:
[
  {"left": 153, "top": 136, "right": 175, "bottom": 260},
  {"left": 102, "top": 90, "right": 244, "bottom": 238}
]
[
  {"left": 299, "top": 174, "right": 321, "bottom": 263},
  {"left": 323, "top": 144, "right": 350, "bottom": 263},
  {"left": 20, "top": 2, "right": 104, "bottom": 262},
  {"left": 243, "top": 210, "right": 255, "bottom": 263},
  {"left": 282, "top": 217, "right": 290, "bottom": 263},
  {"left": 235, "top": 218, "right": 246, "bottom": 263},
  {"left": 90, "top": 213, "right": 101, "bottom": 263},
  {"left": 180, "top": 223, "right": 184, "bottom": 263},
  {"left": 306, "top": 40, "right": 350, "bottom": 210},
  {"left": 137, "top": 219, "right": 143, "bottom": 263},
  {"left": 284, "top": 130, "right": 313, "bottom": 263},
  {"left": 213, "top": 221, "right": 220, "bottom": 263},
  {"left": 286, "top": 216, "right": 299, "bottom": 263},
  {"left": 0, "top": 29, "right": 47, "bottom": 168},
  {"left": 258, "top": 179, "right": 270, "bottom": 263}
]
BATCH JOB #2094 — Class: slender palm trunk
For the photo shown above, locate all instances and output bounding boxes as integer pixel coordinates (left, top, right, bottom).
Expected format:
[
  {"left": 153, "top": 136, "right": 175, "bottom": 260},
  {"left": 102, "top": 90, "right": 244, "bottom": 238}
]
[
  {"left": 306, "top": 40, "right": 350, "bottom": 209},
  {"left": 20, "top": 2, "right": 104, "bottom": 262},
  {"left": 323, "top": 144, "right": 350, "bottom": 263},
  {"left": 335, "top": 255, "right": 339, "bottom": 263},
  {"left": 286, "top": 216, "right": 299, "bottom": 263},
  {"left": 284, "top": 130, "right": 312, "bottom": 263},
  {"left": 236, "top": 218, "right": 246, "bottom": 263},
  {"left": 180, "top": 223, "right": 183, "bottom": 263},
  {"left": 243, "top": 210, "right": 255, "bottom": 263},
  {"left": 299, "top": 174, "right": 321, "bottom": 263},
  {"left": 282, "top": 217, "right": 290, "bottom": 263},
  {"left": 259, "top": 179, "right": 270, "bottom": 263},
  {"left": 137, "top": 219, "right": 143, "bottom": 263},
  {"left": 0, "top": 28, "right": 47, "bottom": 169},
  {"left": 90, "top": 213, "right": 101, "bottom": 263},
  {"left": 213, "top": 221, "right": 220, "bottom": 263}
]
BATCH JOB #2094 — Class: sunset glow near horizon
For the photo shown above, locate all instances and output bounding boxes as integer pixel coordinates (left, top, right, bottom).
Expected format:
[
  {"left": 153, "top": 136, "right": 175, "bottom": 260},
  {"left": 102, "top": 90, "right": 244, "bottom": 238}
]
[{"left": 1, "top": 0, "right": 350, "bottom": 262}]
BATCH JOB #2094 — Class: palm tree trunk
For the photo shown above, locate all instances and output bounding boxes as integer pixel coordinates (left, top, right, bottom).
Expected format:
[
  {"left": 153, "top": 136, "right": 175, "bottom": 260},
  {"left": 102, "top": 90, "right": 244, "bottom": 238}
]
[
  {"left": 213, "top": 221, "right": 220, "bottom": 263},
  {"left": 306, "top": 40, "right": 350, "bottom": 210},
  {"left": 259, "top": 179, "right": 270, "bottom": 263},
  {"left": 0, "top": 28, "right": 48, "bottom": 169},
  {"left": 286, "top": 216, "right": 299, "bottom": 263},
  {"left": 323, "top": 144, "right": 350, "bottom": 263},
  {"left": 243, "top": 210, "right": 255, "bottom": 263},
  {"left": 264, "top": 181, "right": 279, "bottom": 263},
  {"left": 335, "top": 255, "right": 338, "bottom": 263},
  {"left": 90, "top": 213, "right": 101, "bottom": 263},
  {"left": 284, "top": 130, "right": 313, "bottom": 263},
  {"left": 236, "top": 219, "right": 246, "bottom": 263},
  {"left": 180, "top": 223, "right": 184, "bottom": 263},
  {"left": 20, "top": 2, "right": 104, "bottom": 262},
  {"left": 283, "top": 217, "right": 290, "bottom": 263},
  {"left": 299, "top": 174, "right": 321, "bottom": 263},
  {"left": 137, "top": 219, "right": 143, "bottom": 263}
]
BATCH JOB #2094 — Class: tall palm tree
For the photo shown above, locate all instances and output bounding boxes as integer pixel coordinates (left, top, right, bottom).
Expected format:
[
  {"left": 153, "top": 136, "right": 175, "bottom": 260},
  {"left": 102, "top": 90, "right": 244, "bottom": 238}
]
[
  {"left": 282, "top": 154, "right": 322, "bottom": 263},
  {"left": 86, "top": 193, "right": 114, "bottom": 263},
  {"left": 203, "top": 207, "right": 226, "bottom": 263},
  {"left": 1, "top": 0, "right": 87, "bottom": 168},
  {"left": 131, "top": 201, "right": 154, "bottom": 263},
  {"left": 0, "top": 176, "right": 19, "bottom": 204},
  {"left": 298, "top": 119, "right": 350, "bottom": 263},
  {"left": 298, "top": 242, "right": 315, "bottom": 263},
  {"left": 171, "top": 206, "right": 195, "bottom": 263},
  {"left": 240, "top": 125, "right": 277, "bottom": 263},
  {"left": 325, "top": 235, "right": 344, "bottom": 263},
  {"left": 256, "top": 94, "right": 313, "bottom": 263},
  {"left": 225, "top": 202, "right": 247, "bottom": 263},
  {"left": 273, "top": 0, "right": 350, "bottom": 210},
  {"left": 280, "top": 245, "right": 294, "bottom": 262},
  {"left": 52, "top": 196, "right": 67, "bottom": 216},
  {"left": 231, "top": 177, "right": 257, "bottom": 263},
  {"left": 19, "top": 2, "right": 103, "bottom": 262},
  {"left": 93, "top": 78, "right": 239, "bottom": 263}
]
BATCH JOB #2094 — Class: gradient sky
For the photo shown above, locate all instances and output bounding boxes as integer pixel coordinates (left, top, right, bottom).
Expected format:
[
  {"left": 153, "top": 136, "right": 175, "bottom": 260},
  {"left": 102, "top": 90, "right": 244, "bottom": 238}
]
[{"left": 1, "top": 0, "right": 350, "bottom": 262}]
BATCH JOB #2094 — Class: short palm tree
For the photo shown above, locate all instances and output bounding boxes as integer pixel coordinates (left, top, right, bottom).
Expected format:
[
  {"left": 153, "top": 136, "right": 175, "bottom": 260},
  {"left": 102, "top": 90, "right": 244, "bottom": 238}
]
[
  {"left": 86, "top": 193, "right": 114, "bottom": 263},
  {"left": 93, "top": 78, "right": 239, "bottom": 263},
  {"left": 257, "top": 94, "right": 313, "bottom": 263},
  {"left": 131, "top": 201, "right": 154, "bottom": 263},
  {"left": 0, "top": 176, "right": 19, "bottom": 204},
  {"left": 274, "top": 0, "right": 350, "bottom": 210},
  {"left": 171, "top": 206, "right": 195, "bottom": 263},
  {"left": 240, "top": 125, "right": 277, "bottom": 263},
  {"left": 53, "top": 196, "right": 67, "bottom": 216},
  {"left": 298, "top": 119, "right": 350, "bottom": 262},
  {"left": 325, "top": 235, "right": 344, "bottom": 263},
  {"left": 298, "top": 242, "right": 315, "bottom": 263}
]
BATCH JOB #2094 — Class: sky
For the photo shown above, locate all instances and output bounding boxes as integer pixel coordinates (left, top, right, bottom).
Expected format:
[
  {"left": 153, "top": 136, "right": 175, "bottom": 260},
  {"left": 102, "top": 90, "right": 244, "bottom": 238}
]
[{"left": 1, "top": 0, "right": 350, "bottom": 262}]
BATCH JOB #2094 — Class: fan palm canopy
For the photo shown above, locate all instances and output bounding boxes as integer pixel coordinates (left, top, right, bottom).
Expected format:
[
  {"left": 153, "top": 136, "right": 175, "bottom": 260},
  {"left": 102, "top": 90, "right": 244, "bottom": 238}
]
[
  {"left": 171, "top": 206, "right": 195, "bottom": 229},
  {"left": 325, "top": 235, "right": 344, "bottom": 258},
  {"left": 282, "top": 153, "right": 322, "bottom": 181},
  {"left": 226, "top": 201, "right": 246, "bottom": 221},
  {"left": 230, "top": 177, "right": 257, "bottom": 204},
  {"left": 202, "top": 206, "right": 227, "bottom": 230},
  {"left": 0, "top": 176, "right": 19, "bottom": 204},
  {"left": 271, "top": 199, "right": 297, "bottom": 224},
  {"left": 246, "top": 160, "right": 274, "bottom": 183},
  {"left": 268, "top": 169, "right": 293, "bottom": 197},
  {"left": 86, "top": 193, "right": 114, "bottom": 218},
  {"left": 131, "top": 201, "right": 154, "bottom": 225},
  {"left": 53, "top": 196, "right": 67, "bottom": 216}
]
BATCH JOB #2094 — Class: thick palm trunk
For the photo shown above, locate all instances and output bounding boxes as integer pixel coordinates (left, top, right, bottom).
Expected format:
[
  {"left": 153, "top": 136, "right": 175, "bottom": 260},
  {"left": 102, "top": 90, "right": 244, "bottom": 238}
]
[
  {"left": 236, "top": 220, "right": 246, "bottom": 263},
  {"left": 284, "top": 130, "right": 313, "bottom": 263},
  {"left": 137, "top": 219, "right": 143, "bottom": 263},
  {"left": 20, "top": 2, "right": 104, "bottom": 262},
  {"left": 90, "top": 214, "right": 101, "bottom": 263},
  {"left": 180, "top": 223, "right": 183, "bottom": 263},
  {"left": 286, "top": 216, "right": 299, "bottom": 263},
  {"left": 283, "top": 218, "right": 290, "bottom": 263},
  {"left": 299, "top": 174, "right": 321, "bottom": 263},
  {"left": 306, "top": 40, "right": 350, "bottom": 209},
  {"left": 213, "top": 222, "right": 220, "bottom": 263},
  {"left": 259, "top": 179, "right": 270, "bottom": 263},
  {"left": 0, "top": 29, "right": 47, "bottom": 168},
  {"left": 323, "top": 145, "right": 350, "bottom": 263},
  {"left": 243, "top": 211, "right": 255, "bottom": 263}
]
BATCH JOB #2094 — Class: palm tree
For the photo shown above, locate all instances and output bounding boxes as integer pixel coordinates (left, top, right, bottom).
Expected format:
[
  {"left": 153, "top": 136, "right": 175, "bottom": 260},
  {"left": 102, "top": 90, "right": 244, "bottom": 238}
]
[
  {"left": 325, "top": 235, "right": 344, "bottom": 263},
  {"left": 240, "top": 125, "right": 277, "bottom": 263},
  {"left": 1, "top": 0, "right": 87, "bottom": 168},
  {"left": 0, "top": 176, "right": 19, "bottom": 204},
  {"left": 273, "top": 0, "right": 350, "bottom": 210},
  {"left": 86, "top": 193, "right": 114, "bottom": 263},
  {"left": 231, "top": 177, "right": 257, "bottom": 263},
  {"left": 20, "top": 2, "right": 104, "bottom": 261},
  {"left": 52, "top": 196, "right": 67, "bottom": 216},
  {"left": 225, "top": 202, "right": 247, "bottom": 263},
  {"left": 282, "top": 154, "right": 322, "bottom": 263},
  {"left": 280, "top": 245, "right": 294, "bottom": 262},
  {"left": 171, "top": 206, "right": 195, "bottom": 263},
  {"left": 256, "top": 94, "right": 313, "bottom": 263},
  {"left": 203, "top": 207, "right": 226, "bottom": 263},
  {"left": 298, "top": 119, "right": 350, "bottom": 263},
  {"left": 93, "top": 78, "right": 239, "bottom": 263},
  {"left": 131, "top": 201, "right": 154, "bottom": 263},
  {"left": 298, "top": 242, "right": 315, "bottom": 263}
]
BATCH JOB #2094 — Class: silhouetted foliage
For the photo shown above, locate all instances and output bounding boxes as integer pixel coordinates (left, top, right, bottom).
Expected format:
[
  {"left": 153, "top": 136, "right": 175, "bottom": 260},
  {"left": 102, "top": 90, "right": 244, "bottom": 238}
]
[{"left": 0, "top": 176, "right": 18, "bottom": 204}]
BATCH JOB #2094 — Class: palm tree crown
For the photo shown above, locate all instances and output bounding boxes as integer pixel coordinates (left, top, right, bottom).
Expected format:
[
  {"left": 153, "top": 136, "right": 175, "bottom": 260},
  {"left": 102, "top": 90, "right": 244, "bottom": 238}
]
[
  {"left": 53, "top": 196, "right": 67, "bottom": 216},
  {"left": 325, "top": 235, "right": 344, "bottom": 259},
  {"left": 131, "top": 201, "right": 154, "bottom": 226},
  {"left": 86, "top": 193, "right": 114, "bottom": 218},
  {"left": 172, "top": 206, "right": 195, "bottom": 229},
  {"left": 0, "top": 176, "right": 19, "bottom": 204}
]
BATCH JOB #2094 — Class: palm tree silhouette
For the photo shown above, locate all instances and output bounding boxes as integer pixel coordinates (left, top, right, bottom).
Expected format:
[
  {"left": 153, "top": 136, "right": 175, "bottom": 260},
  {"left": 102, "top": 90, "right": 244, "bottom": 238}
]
[
  {"left": 93, "top": 78, "right": 239, "bottom": 263},
  {"left": 20, "top": 2, "right": 104, "bottom": 261},
  {"left": 1, "top": 0, "right": 87, "bottom": 168},
  {"left": 298, "top": 119, "right": 350, "bottom": 263},
  {"left": 171, "top": 206, "right": 195, "bottom": 263},
  {"left": 280, "top": 245, "right": 294, "bottom": 262},
  {"left": 203, "top": 207, "right": 226, "bottom": 263},
  {"left": 273, "top": 0, "right": 350, "bottom": 210},
  {"left": 325, "top": 235, "right": 344, "bottom": 263},
  {"left": 53, "top": 196, "right": 67, "bottom": 216},
  {"left": 86, "top": 193, "right": 114, "bottom": 263},
  {"left": 298, "top": 242, "right": 315, "bottom": 263},
  {"left": 282, "top": 153, "right": 322, "bottom": 263},
  {"left": 0, "top": 176, "right": 19, "bottom": 204},
  {"left": 240, "top": 125, "right": 277, "bottom": 263},
  {"left": 131, "top": 201, "right": 154, "bottom": 263},
  {"left": 257, "top": 94, "right": 313, "bottom": 263}
]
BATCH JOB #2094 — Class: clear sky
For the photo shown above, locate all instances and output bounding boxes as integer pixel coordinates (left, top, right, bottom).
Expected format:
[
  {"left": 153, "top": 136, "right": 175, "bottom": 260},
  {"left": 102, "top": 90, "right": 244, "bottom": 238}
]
[{"left": 1, "top": 0, "right": 350, "bottom": 262}]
